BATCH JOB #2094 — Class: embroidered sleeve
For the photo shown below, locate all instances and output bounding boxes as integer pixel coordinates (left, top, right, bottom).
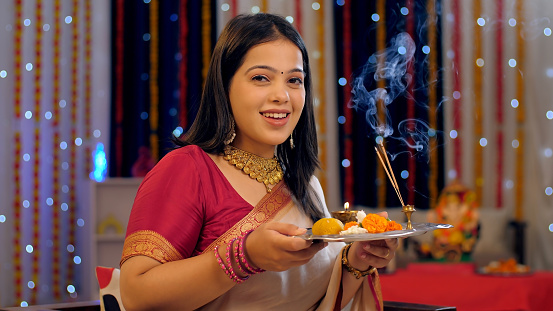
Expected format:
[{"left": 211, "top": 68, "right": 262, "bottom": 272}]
[{"left": 120, "top": 230, "right": 184, "bottom": 266}]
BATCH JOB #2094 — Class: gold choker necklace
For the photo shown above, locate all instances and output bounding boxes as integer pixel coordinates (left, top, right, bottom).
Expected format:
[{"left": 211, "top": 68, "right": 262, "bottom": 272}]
[{"left": 223, "top": 145, "right": 283, "bottom": 193}]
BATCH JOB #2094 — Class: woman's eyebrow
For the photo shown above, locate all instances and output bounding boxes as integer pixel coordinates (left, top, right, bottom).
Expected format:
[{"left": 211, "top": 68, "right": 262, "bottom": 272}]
[{"left": 245, "top": 65, "right": 305, "bottom": 75}]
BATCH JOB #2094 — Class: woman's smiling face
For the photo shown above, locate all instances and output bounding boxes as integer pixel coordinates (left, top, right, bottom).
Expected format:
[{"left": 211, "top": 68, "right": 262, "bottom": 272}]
[{"left": 228, "top": 39, "right": 305, "bottom": 157}]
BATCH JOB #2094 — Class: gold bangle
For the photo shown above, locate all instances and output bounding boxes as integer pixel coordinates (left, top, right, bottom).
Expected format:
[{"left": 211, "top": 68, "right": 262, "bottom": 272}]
[{"left": 341, "top": 243, "right": 376, "bottom": 279}]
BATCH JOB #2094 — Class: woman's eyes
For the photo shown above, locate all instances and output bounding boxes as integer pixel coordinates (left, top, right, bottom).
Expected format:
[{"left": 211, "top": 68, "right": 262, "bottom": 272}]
[
  {"left": 251, "top": 75, "right": 303, "bottom": 86},
  {"left": 288, "top": 77, "right": 303, "bottom": 85},
  {"left": 252, "top": 75, "right": 269, "bottom": 82}
]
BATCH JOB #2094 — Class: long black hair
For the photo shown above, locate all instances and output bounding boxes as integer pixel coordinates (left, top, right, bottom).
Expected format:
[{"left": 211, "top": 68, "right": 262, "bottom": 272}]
[{"left": 174, "top": 13, "right": 324, "bottom": 222}]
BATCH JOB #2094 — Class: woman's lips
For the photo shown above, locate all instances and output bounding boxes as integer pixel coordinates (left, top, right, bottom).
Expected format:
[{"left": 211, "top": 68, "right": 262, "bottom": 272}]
[
  {"left": 262, "top": 112, "right": 288, "bottom": 119},
  {"left": 261, "top": 112, "right": 290, "bottom": 126}
]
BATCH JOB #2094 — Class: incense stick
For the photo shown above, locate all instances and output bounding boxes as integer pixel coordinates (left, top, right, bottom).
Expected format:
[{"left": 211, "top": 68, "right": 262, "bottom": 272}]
[
  {"left": 375, "top": 144, "right": 405, "bottom": 206},
  {"left": 374, "top": 148, "right": 404, "bottom": 205},
  {"left": 379, "top": 143, "right": 401, "bottom": 194},
  {"left": 375, "top": 145, "right": 404, "bottom": 206},
  {"left": 374, "top": 147, "right": 397, "bottom": 191}
]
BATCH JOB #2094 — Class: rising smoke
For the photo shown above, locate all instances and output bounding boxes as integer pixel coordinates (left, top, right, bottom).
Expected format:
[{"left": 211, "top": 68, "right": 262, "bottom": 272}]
[{"left": 350, "top": 31, "right": 438, "bottom": 160}]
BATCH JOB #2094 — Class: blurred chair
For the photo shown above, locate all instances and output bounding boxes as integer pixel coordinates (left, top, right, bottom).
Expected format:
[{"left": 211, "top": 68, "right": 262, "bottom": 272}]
[{"left": 95, "top": 266, "right": 125, "bottom": 311}]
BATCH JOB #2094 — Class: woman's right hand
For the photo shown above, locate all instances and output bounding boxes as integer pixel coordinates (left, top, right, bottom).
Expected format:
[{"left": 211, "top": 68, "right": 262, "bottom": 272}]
[{"left": 244, "top": 222, "right": 327, "bottom": 271}]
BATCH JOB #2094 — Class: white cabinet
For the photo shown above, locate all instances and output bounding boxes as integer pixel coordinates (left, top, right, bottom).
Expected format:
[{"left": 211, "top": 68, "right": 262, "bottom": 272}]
[{"left": 89, "top": 177, "right": 142, "bottom": 299}]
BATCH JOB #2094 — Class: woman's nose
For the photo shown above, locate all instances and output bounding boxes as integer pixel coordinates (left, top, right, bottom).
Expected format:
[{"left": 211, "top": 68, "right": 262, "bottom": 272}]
[{"left": 270, "top": 83, "right": 290, "bottom": 103}]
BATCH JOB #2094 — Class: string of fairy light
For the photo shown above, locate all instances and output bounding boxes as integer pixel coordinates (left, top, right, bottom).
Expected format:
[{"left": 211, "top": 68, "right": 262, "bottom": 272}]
[
  {"left": 339, "top": 0, "right": 354, "bottom": 204},
  {"left": 114, "top": 0, "right": 124, "bottom": 176},
  {"left": 52, "top": 0, "right": 62, "bottom": 300},
  {"left": 13, "top": 0, "right": 23, "bottom": 303},
  {"left": 375, "top": 0, "right": 387, "bottom": 208},
  {"left": 450, "top": 0, "right": 463, "bottom": 182},
  {"left": 495, "top": 0, "right": 505, "bottom": 208},
  {"left": 514, "top": 0, "right": 526, "bottom": 222},
  {"left": 31, "top": 0, "right": 43, "bottom": 304},
  {"left": 67, "top": 0, "right": 79, "bottom": 299},
  {"left": 149, "top": 0, "right": 160, "bottom": 161},
  {"left": 427, "top": 0, "right": 439, "bottom": 208},
  {"left": 178, "top": 0, "right": 189, "bottom": 131},
  {"left": 406, "top": 0, "right": 416, "bottom": 206},
  {"left": 473, "top": 0, "right": 484, "bottom": 205}
]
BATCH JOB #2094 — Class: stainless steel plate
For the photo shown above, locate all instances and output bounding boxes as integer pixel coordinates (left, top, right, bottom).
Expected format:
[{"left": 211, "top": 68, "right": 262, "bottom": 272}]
[{"left": 297, "top": 223, "right": 453, "bottom": 242}]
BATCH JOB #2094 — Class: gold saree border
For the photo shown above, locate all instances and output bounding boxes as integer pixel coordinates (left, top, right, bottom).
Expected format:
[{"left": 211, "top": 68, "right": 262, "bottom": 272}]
[
  {"left": 202, "top": 181, "right": 292, "bottom": 254},
  {"left": 120, "top": 230, "right": 184, "bottom": 266},
  {"left": 369, "top": 270, "right": 383, "bottom": 311}
]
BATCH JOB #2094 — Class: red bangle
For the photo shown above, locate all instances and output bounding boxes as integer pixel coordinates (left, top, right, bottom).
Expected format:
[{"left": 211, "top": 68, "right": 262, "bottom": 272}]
[
  {"left": 233, "top": 237, "right": 250, "bottom": 276},
  {"left": 238, "top": 230, "right": 265, "bottom": 274},
  {"left": 214, "top": 245, "right": 230, "bottom": 277},
  {"left": 226, "top": 238, "right": 248, "bottom": 284}
]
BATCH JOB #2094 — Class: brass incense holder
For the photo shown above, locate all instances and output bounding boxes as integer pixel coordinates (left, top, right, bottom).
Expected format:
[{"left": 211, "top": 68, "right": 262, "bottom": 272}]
[{"left": 402, "top": 204, "right": 416, "bottom": 230}]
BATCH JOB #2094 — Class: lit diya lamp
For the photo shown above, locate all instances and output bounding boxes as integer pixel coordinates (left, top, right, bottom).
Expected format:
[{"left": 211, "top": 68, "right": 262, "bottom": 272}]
[
  {"left": 331, "top": 202, "right": 359, "bottom": 224},
  {"left": 375, "top": 141, "right": 415, "bottom": 230}
]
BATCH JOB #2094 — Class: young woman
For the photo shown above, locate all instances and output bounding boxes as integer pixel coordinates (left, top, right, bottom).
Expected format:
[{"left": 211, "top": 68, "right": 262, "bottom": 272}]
[{"left": 120, "top": 13, "right": 398, "bottom": 310}]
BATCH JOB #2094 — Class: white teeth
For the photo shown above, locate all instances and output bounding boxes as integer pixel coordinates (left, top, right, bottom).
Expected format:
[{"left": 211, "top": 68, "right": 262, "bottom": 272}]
[{"left": 262, "top": 113, "right": 288, "bottom": 119}]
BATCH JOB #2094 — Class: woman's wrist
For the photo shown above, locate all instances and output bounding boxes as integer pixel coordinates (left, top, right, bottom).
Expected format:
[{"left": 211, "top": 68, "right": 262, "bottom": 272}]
[
  {"left": 242, "top": 230, "right": 265, "bottom": 273},
  {"left": 342, "top": 243, "right": 376, "bottom": 279},
  {"left": 347, "top": 243, "right": 371, "bottom": 270}
]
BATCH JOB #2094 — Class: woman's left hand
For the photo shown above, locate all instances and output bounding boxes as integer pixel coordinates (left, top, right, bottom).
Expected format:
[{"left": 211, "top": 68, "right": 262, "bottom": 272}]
[
  {"left": 348, "top": 238, "right": 399, "bottom": 270},
  {"left": 347, "top": 211, "right": 399, "bottom": 271}
]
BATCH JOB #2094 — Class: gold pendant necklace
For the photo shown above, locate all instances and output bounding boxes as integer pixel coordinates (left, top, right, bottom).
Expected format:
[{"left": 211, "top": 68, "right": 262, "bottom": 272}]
[{"left": 223, "top": 145, "right": 283, "bottom": 193}]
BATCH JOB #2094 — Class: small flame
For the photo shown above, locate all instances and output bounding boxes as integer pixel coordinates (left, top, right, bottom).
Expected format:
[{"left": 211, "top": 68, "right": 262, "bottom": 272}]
[{"left": 344, "top": 202, "right": 350, "bottom": 211}]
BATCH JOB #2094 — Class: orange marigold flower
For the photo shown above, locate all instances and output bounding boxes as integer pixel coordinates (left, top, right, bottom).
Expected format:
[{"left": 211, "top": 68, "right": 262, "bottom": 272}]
[
  {"left": 386, "top": 220, "right": 403, "bottom": 231},
  {"left": 343, "top": 221, "right": 359, "bottom": 231},
  {"left": 361, "top": 214, "right": 388, "bottom": 233}
]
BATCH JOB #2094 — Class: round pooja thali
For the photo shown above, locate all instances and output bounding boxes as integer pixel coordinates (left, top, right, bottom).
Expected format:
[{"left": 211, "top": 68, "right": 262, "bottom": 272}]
[{"left": 297, "top": 222, "right": 453, "bottom": 243}]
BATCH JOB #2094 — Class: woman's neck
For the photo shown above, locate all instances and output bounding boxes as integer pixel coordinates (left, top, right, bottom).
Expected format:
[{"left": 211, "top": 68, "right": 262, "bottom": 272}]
[{"left": 230, "top": 142, "right": 276, "bottom": 159}]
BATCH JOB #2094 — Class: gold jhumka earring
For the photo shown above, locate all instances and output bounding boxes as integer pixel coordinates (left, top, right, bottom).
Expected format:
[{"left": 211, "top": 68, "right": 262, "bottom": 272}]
[
  {"left": 224, "top": 119, "right": 236, "bottom": 145},
  {"left": 290, "top": 133, "right": 294, "bottom": 149}
]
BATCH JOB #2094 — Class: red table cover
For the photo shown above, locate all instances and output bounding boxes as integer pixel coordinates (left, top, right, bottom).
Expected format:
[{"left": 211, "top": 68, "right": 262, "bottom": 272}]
[{"left": 380, "top": 263, "right": 553, "bottom": 311}]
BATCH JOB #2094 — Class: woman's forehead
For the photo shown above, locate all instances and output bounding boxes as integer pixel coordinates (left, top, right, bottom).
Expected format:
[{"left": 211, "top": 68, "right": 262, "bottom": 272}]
[{"left": 240, "top": 39, "right": 304, "bottom": 70}]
